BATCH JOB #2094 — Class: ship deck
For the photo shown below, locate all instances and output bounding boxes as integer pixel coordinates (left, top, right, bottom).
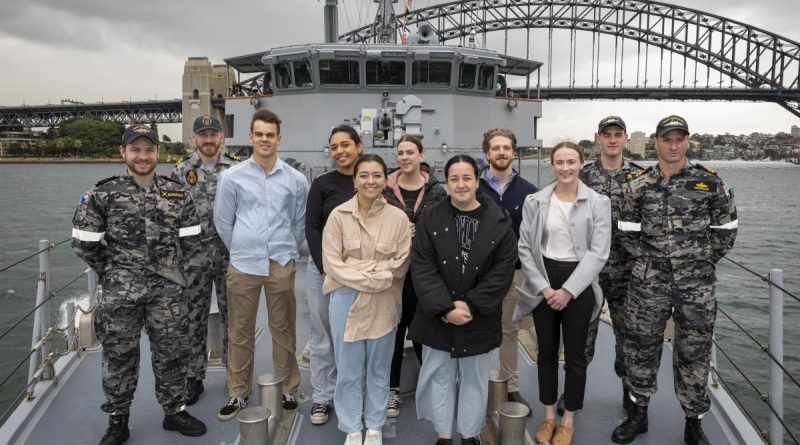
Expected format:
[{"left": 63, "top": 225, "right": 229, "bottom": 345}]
[{"left": 5, "top": 259, "right": 755, "bottom": 444}]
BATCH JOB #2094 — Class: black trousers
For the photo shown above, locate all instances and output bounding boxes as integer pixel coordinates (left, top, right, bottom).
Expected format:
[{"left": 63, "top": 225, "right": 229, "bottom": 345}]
[
  {"left": 390, "top": 272, "right": 423, "bottom": 388},
  {"left": 532, "top": 257, "right": 595, "bottom": 412}
]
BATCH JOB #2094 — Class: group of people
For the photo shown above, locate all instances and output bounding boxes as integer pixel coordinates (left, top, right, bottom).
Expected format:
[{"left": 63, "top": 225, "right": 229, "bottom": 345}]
[{"left": 71, "top": 109, "right": 737, "bottom": 445}]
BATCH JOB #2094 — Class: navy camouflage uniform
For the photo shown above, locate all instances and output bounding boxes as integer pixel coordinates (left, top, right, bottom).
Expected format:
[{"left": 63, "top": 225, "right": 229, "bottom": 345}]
[
  {"left": 170, "top": 151, "right": 238, "bottom": 375},
  {"left": 618, "top": 161, "right": 737, "bottom": 417},
  {"left": 72, "top": 174, "right": 201, "bottom": 415},
  {"left": 579, "top": 159, "right": 643, "bottom": 383}
]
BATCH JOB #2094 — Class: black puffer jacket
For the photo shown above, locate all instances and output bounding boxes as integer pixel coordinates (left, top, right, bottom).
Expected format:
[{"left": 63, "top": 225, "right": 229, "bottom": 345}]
[{"left": 408, "top": 194, "right": 518, "bottom": 357}]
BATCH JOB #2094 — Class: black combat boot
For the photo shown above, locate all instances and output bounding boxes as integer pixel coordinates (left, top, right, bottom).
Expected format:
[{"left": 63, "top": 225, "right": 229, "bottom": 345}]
[
  {"left": 622, "top": 388, "right": 632, "bottom": 413},
  {"left": 684, "top": 417, "right": 710, "bottom": 445},
  {"left": 163, "top": 410, "right": 207, "bottom": 437},
  {"left": 611, "top": 403, "right": 648, "bottom": 444},
  {"left": 186, "top": 378, "right": 204, "bottom": 405},
  {"left": 99, "top": 413, "right": 129, "bottom": 445}
]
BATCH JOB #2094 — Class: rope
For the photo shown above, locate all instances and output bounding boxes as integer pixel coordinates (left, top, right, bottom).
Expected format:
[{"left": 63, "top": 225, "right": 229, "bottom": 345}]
[
  {"left": 713, "top": 340, "right": 800, "bottom": 444},
  {"left": 717, "top": 306, "right": 800, "bottom": 391},
  {"left": 722, "top": 256, "right": 800, "bottom": 304},
  {"left": 0, "top": 238, "right": 70, "bottom": 274}
]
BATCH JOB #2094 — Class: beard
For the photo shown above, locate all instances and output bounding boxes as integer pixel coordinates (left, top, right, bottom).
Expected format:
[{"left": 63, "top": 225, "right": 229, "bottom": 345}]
[
  {"left": 197, "top": 142, "right": 220, "bottom": 158},
  {"left": 126, "top": 158, "right": 156, "bottom": 176},
  {"left": 489, "top": 156, "right": 512, "bottom": 171}
]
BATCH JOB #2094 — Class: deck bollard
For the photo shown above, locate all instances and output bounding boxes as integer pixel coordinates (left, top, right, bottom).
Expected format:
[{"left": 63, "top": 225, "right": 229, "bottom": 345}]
[
  {"left": 487, "top": 369, "right": 511, "bottom": 415},
  {"left": 237, "top": 406, "right": 271, "bottom": 445},
  {"left": 497, "top": 401, "right": 530, "bottom": 445},
  {"left": 257, "top": 372, "right": 286, "bottom": 434}
]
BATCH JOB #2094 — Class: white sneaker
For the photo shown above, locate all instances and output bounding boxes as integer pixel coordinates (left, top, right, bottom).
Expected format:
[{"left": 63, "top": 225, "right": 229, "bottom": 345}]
[
  {"left": 344, "top": 431, "right": 362, "bottom": 445},
  {"left": 364, "top": 429, "right": 382, "bottom": 445}
]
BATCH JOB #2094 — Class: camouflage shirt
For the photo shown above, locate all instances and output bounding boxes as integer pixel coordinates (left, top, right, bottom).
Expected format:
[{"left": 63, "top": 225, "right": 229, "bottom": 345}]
[
  {"left": 579, "top": 158, "right": 643, "bottom": 275},
  {"left": 71, "top": 173, "right": 201, "bottom": 287},
  {"left": 618, "top": 161, "right": 738, "bottom": 266},
  {"left": 170, "top": 152, "right": 238, "bottom": 259}
]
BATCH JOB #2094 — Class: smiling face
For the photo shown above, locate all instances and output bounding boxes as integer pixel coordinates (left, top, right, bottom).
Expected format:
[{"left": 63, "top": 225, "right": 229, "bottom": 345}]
[
  {"left": 485, "top": 135, "right": 516, "bottom": 172},
  {"left": 192, "top": 129, "right": 224, "bottom": 159},
  {"left": 354, "top": 160, "right": 387, "bottom": 202},
  {"left": 551, "top": 145, "right": 582, "bottom": 187},
  {"left": 596, "top": 124, "right": 627, "bottom": 158},
  {"left": 655, "top": 130, "right": 690, "bottom": 166},
  {"left": 446, "top": 161, "right": 479, "bottom": 209},
  {"left": 397, "top": 141, "right": 424, "bottom": 174},
  {"left": 329, "top": 130, "right": 363, "bottom": 172},
  {"left": 120, "top": 137, "right": 158, "bottom": 178},
  {"left": 249, "top": 120, "right": 281, "bottom": 161}
]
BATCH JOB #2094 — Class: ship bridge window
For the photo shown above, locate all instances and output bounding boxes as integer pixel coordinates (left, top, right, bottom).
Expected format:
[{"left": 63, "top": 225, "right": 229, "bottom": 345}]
[
  {"left": 412, "top": 61, "right": 451, "bottom": 88},
  {"left": 458, "top": 63, "right": 496, "bottom": 91},
  {"left": 458, "top": 63, "right": 477, "bottom": 89},
  {"left": 319, "top": 60, "right": 360, "bottom": 86},
  {"left": 274, "top": 60, "right": 314, "bottom": 89},
  {"left": 478, "top": 65, "right": 495, "bottom": 91},
  {"left": 366, "top": 60, "right": 406, "bottom": 86}
]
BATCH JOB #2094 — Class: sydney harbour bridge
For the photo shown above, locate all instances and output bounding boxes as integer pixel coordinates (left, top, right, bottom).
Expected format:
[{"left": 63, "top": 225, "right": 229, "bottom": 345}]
[{"left": 2, "top": 0, "right": 799, "bottom": 130}]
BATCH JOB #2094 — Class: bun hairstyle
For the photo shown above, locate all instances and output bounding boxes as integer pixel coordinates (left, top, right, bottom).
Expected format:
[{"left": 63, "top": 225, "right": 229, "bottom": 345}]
[
  {"left": 397, "top": 134, "right": 424, "bottom": 153},
  {"left": 353, "top": 154, "right": 388, "bottom": 177},
  {"left": 550, "top": 141, "right": 584, "bottom": 164},
  {"left": 329, "top": 124, "right": 362, "bottom": 146},
  {"left": 444, "top": 154, "right": 480, "bottom": 178}
]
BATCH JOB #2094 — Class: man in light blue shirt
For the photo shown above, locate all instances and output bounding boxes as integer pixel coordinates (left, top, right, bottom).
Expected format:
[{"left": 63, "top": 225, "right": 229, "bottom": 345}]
[{"left": 213, "top": 109, "right": 309, "bottom": 421}]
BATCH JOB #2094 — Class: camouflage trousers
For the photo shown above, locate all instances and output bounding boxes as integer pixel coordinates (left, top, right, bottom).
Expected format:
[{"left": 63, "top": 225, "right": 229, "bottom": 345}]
[
  {"left": 584, "top": 272, "right": 630, "bottom": 385},
  {"left": 185, "top": 254, "right": 229, "bottom": 379},
  {"left": 93, "top": 272, "right": 189, "bottom": 415},
  {"left": 623, "top": 257, "right": 717, "bottom": 418}
]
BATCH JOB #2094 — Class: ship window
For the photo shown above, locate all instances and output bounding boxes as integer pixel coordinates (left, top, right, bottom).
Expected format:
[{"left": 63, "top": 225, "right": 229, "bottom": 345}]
[
  {"left": 412, "top": 61, "right": 451, "bottom": 88},
  {"left": 458, "top": 63, "right": 477, "bottom": 89},
  {"left": 293, "top": 60, "right": 313, "bottom": 88},
  {"left": 366, "top": 60, "right": 406, "bottom": 86},
  {"left": 319, "top": 60, "right": 360, "bottom": 85},
  {"left": 275, "top": 62, "right": 292, "bottom": 89},
  {"left": 225, "top": 115, "right": 234, "bottom": 138},
  {"left": 477, "top": 65, "right": 495, "bottom": 91}
]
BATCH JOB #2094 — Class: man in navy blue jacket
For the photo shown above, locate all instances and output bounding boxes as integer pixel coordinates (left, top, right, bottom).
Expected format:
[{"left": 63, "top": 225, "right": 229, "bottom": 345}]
[{"left": 478, "top": 128, "right": 538, "bottom": 410}]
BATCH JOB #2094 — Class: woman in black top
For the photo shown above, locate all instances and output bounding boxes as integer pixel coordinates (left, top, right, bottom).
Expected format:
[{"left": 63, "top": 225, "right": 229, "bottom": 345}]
[
  {"left": 304, "top": 125, "right": 363, "bottom": 425},
  {"left": 382, "top": 135, "right": 447, "bottom": 418}
]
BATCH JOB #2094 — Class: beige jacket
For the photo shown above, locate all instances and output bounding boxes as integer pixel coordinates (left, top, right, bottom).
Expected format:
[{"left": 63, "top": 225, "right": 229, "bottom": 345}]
[{"left": 322, "top": 196, "right": 412, "bottom": 341}]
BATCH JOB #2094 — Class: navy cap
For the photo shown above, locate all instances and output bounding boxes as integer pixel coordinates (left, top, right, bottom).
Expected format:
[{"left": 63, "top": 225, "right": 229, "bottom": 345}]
[
  {"left": 597, "top": 116, "right": 626, "bottom": 133},
  {"left": 122, "top": 123, "right": 158, "bottom": 145},
  {"left": 193, "top": 114, "right": 223, "bottom": 133},
  {"left": 655, "top": 115, "right": 690, "bottom": 137}
]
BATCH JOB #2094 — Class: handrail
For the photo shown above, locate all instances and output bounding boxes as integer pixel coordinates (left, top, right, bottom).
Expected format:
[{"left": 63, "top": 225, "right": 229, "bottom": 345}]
[
  {"left": 0, "top": 238, "right": 70, "bottom": 274},
  {"left": 722, "top": 256, "right": 800, "bottom": 304}
]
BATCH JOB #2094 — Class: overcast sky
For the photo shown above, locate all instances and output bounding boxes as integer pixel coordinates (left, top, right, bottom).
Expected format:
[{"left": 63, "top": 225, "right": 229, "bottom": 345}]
[{"left": 1, "top": 0, "right": 798, "bottom": 144}]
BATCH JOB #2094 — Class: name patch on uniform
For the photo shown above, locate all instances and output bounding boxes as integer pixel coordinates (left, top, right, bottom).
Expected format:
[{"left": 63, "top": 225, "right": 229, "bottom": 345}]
[
  {"left": 160, "top": 190, "right": 186, "bottom": 199},
  {"left": 687, "top": 181, "right": 716, "bottom": 193},
  {"left": 185, "top": 169, "right": 198, "bottom": 186}
]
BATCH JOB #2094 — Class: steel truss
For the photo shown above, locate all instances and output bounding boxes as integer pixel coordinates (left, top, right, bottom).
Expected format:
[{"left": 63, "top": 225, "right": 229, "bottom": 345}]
[{"left": 0, "top": 100, "right": 182, "bottom": 130}]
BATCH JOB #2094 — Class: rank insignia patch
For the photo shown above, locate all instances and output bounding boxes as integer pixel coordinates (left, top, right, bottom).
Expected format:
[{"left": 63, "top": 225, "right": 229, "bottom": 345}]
[
  {"left": 186, "top": 169, "right": 198, "bottom": 186},
  {"left": 687, "top": 181, "right": 717, "bottom": 192}
]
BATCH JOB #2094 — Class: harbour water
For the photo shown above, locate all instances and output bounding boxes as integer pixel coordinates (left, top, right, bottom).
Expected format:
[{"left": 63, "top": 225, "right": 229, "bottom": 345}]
[{"left": 0, "top": 160, "right": 798, "bottom": 437}]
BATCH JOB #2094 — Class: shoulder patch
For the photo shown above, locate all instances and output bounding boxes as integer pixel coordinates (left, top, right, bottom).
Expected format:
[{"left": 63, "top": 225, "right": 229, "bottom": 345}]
[
  {"left": 628, "top": 161, "right": 645, "bottom": 171},
  {"left": 95, "top": 175, "right": 122, "bottom": 187},
  {"left": 694, "top": 163, "right": 717, "bottom": 175},
  {"left": 626, "top": 168, "right": 649, "bottom": 182},
  {"left": 79, "top": 191, "right": 93, "bottom": 205},
  {"left": 224, "top": 152, "right": 240, "bottom": 161},
  {"left": 159, "top": 175, "right": 181, "bottom": 185},
  {"left": 175, "top": 155, "right": 192, "bottom": 166}
]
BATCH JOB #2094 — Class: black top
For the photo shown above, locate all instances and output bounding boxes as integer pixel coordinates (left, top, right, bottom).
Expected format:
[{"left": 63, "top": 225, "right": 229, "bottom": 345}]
[
  {"left": 305, "top": 170, "right": 355, "bottom": 274},
  {"left": 399, "top": 186, "right": 423, "bottom": 220}
]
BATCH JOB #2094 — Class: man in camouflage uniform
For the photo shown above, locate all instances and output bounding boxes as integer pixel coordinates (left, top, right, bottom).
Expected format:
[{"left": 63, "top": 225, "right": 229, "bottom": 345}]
[
  {"left": 555, "top": 116, "right": 643, "bottom": 416},
  {"left": 611, "top": 116, "right": 737, "bottom": 445},
  {"left": 170, "top": 114, "right": 238, "bottom": 405},
  {"left": 72, "top": 124, "right": 207, "bottom": 445}
]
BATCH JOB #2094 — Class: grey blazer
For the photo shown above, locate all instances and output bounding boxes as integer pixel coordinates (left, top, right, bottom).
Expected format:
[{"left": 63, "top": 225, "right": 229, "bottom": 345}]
[{"left": 513, "top": 180, "right": 611, "bottom": 322}]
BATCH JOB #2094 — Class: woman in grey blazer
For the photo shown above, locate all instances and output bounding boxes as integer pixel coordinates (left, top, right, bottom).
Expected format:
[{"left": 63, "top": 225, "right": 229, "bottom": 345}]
[{"left": 513, "top": 142, "right": 611, "bottom": 445}]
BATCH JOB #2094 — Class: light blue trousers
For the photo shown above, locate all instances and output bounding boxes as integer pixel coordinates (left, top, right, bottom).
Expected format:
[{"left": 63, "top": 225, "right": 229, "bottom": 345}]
[
  {"left": 415, "top": 346, "right": 493, "bottom": 438},
  {"left": 329, "top": 286, "right": 396, "bottom": 433},
  {"left": 306, "top": 258, "right": 336, "bottom": 404}
]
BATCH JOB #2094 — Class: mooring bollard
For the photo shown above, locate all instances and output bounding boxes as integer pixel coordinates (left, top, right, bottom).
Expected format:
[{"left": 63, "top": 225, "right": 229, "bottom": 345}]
[
  {"left": 497, "top": 401, "right": 530, "bottom": 445},
  {"left": 238, "top": 406, "right": 271, "bottom": 445},
  {"left": 487, "top": 369, "right": 511, "bottom": 415},
  {"left": 257, "top": 372, "right": 287, "bottom": 430}
]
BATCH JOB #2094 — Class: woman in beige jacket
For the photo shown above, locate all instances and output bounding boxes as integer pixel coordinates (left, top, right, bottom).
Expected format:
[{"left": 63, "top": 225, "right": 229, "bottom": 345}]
[{"left": 322, "top": 154, "right": 412, "bottom": 445}]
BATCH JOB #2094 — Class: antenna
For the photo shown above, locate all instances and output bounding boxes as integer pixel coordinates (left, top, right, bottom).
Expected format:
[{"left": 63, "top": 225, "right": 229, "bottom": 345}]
[
  {"left": 373, "top": 0, "right": 398, "bottom": 43},
  {"left": 323, "top": 0, "right": 338, "bottom": 43}
]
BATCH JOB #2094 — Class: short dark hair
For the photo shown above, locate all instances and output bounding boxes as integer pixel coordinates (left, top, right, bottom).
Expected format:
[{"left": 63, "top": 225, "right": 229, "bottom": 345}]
[
  {"left": 550, "top": 141, "right": 584, "bottom": 164},
  {"left": 445, "top": 154, "right": 479, "bottom": 178},
  {"left": 397, "top": 134, "right": 424, "bottom": 153},
  {"left": 250, "top": 109, "right": 282, "bottom": 134},
  {"left": 354, "top": 154, "right": 388, "bottom": 177},
  {"left": 482, "top": 128, "right": 517, "bottom": 153},
  {"left": 329, "top": 125, "right": 362, "bottom": 146}
]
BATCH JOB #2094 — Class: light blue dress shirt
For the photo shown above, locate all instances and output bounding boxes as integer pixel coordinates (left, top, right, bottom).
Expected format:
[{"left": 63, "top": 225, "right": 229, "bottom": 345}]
[
  {"left": 214, "top": 157, "right": 309, "bottom": 276},
  {"left": 481, "top": 168, "right": 518, "bottom": 198}
]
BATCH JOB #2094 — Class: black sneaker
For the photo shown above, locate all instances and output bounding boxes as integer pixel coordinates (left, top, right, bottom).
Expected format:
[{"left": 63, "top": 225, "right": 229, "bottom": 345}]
[
  {"left": 186, "top": 378, "right": 204, "bottom": 406},
  {"left": 309, "top": 402, "right": 330, "bottom": 425},
  {"left": 282, "top": 393, "right": 298, "bottom": 410},
  {"left": 163, "top": 410, "right": 206, "bottom": 437},
  {"left": 99, "top": 414, "right": 129, "bottom": 445},
  {"left": 461, "top": 437, "right": 482, "bottom": 445},
  {"left": 218, "top": 396, "right": 247, "bottom": 421}
]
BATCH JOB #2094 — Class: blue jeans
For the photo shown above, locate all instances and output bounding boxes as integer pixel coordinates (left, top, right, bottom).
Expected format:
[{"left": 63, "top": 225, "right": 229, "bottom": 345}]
[
  {"left": 415, "top": 346, "right": 493, "bottom": 438},
  {"left": 329, "top": 286, "right": 396, "bottom": 433},
  {"left": 306, "top": 258, "right": 336, "bottom": 404}
]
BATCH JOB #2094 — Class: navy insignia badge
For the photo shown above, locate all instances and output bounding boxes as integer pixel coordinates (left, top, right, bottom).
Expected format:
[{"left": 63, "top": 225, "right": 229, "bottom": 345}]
[
  {"left": 186, "top": 169, "right": 198, "bottom": 186},
  {"left": 202, "top": 115, "right": 213, "bottom": 126}
]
